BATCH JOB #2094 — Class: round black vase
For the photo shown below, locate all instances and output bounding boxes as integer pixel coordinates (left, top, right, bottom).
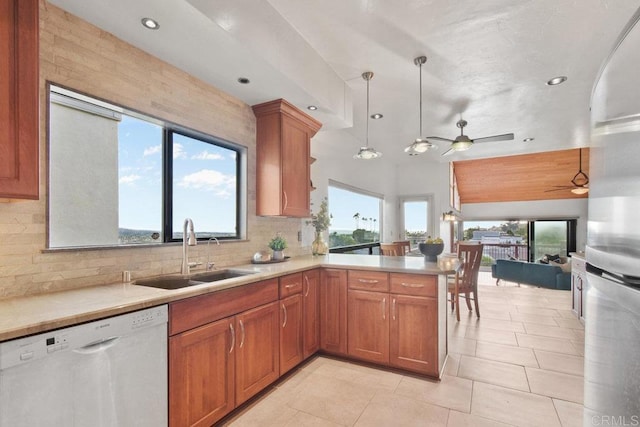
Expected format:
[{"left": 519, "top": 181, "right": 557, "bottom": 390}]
[{"left": 418, "top": 243, "right": 444, "bottom": 262}]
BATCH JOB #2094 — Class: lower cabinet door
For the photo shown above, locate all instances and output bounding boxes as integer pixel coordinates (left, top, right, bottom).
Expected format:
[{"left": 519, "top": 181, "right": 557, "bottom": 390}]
[
  {"left": 389, "top": 294, "right": 437, "bottom": 376},
  {"left": 169, "top": 318, "right": 235, "bottom": 427},
  {"left": 235, "top": 301, "right": 280, "bottom": 405},
  {"left": 302, "top": 269, "right": 320, "bottom": 358},
  {"left": 347, "top": 290, "right": 389, "bottom": 364},
  {"left": 280, "top": 294, "right": 303, "bottom": 374},
  {"left": 320, "top": 269, "right": 348, "bottom": 355}
]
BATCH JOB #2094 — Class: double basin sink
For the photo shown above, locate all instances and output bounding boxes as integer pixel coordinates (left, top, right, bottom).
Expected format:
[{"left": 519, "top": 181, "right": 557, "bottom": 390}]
[{"left": 134, "top": 269, "right": 257, "bottom": 290}]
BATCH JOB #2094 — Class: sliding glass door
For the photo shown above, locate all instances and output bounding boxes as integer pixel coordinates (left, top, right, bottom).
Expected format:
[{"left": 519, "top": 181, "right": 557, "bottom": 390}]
[{"left": 529, "top": 220, "right": 577, "bottom": 262}]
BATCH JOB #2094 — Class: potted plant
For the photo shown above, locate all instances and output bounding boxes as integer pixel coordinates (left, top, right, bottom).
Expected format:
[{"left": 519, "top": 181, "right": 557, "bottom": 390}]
[
  {"left": 268, "top": 235, "right": 287, "bottom": 260},
  {"left": 307, "top": 198, "right": 332, "bottom": 255}
]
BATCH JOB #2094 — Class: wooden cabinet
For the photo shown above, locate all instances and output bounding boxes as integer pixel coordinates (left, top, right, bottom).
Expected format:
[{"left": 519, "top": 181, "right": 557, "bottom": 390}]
[
  {"left": 235, "top": 301, "right": 280, "bottom": 405},
  {"left": 279, "top": 294, "right": 303, "bottom": 374},
  {"left": 389, "top": 294, "right": 438, "bottom": 376},
  {"left": 348, "top": 290, "right": 389, "bottom": 364},
  {"left": 252, "top": 99, "right": 322, "bottom": 217},
  {"left": 302, "top": 269, "right": 320, "bottom": 358},
  {"left": 571, "top": 254, "right": 587, "bottom": 323},
  {"left": 169, "top": 318, "right": 234, "bottom": 427},
  {"left": 168, "top": 279, "right": 279, "bottom": 426},
  {"left": 320, "top": 268, "right": 348, "bottom": 355},
  {"left": 0, "top": 0, "right": 39, "bottom": 199}
]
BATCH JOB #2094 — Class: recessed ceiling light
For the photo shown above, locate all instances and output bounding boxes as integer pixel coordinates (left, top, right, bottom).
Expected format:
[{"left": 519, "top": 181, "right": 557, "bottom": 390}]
[
  {"left": 307, "top": 105, "right": 318, "bottom": 111},
  {"left": 141, "top": 18, "right": 160, "bottom": 30},
  {"left": 371, "top": 113, "right": 383, "bottom": 119},
  {"left": 237, "top": 77, "right": 250, "bottom": 84},
  {"left": 546, "top": 76, "right": 567, "bottom": 86},
  {"left": 523, "top": 137, "right": 535, "bottom": 142}
]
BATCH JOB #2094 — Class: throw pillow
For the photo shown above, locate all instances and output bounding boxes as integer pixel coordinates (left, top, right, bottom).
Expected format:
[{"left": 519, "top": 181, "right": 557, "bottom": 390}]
[
  {"left": 549, "top": 259, "right": 571, "bottom": 273},
  {"left": 546, "top": 253, "right": 561, "bottom": 263}
]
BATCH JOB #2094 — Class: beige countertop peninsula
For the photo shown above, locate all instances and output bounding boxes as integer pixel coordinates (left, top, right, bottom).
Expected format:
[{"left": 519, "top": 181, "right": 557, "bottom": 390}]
[{"left": 0, "top": 254, "right": 457, "bottom": 342}]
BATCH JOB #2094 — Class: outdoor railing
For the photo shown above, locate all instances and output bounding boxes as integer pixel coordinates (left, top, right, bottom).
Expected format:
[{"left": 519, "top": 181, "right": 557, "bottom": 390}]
[
  {"left": 329, "top": 242, "right": 381, "bottom": 255},
  {"left": 480, "top": 243, "right": 529, "bottom": 262}
]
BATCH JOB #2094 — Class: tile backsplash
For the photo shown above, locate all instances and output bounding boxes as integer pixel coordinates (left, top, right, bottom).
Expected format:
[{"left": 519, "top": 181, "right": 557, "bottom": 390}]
[{"left": 0, "top": 1, "right": 310, "bottom": 300}]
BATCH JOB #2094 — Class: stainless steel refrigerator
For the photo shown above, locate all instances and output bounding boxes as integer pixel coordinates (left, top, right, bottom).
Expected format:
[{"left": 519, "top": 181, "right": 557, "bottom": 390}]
[{"left": 585, "top": 7, "right": 640, "bottom": 426}]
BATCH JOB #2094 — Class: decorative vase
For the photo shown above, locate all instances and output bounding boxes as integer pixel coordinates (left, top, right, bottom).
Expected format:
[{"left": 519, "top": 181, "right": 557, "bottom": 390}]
[
  {"left": 418, "top": 242, "right": 445, "bottom": 262},
  {"left": 272, "top": 250, "right": 284, "bottom": 261},
  {"left": 312, "top": 231, "right": 329, "bottom": 255}
]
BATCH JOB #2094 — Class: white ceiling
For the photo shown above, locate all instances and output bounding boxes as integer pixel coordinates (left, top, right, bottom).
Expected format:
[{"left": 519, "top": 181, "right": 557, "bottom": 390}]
[{"left": 49, "top": 0, "right": 639, "bottom": 165}]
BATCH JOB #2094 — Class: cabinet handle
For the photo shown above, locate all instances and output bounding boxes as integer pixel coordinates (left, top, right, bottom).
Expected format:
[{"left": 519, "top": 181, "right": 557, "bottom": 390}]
[
  {"left": 239, "top": 320, "right": 245, "bottom": 349},
  {"left": 400, "top": 282, "right": 424, "bottom": 288},
  {"left": 283, "top": 191, "right": 288, "bottom": 212},
  {"left": 392, "top": 298, "right": 396, "bottom": 321},
  {"left": 285, "top": 283, "right": 298, "bottom": 289},
  {"left": 229, "top": 322, "right": 235, "bottom": 354},
  {"left": 304, "top": 275, "right": 310, "bottom": 297},
  {"left": 382, "top": 297, "right": 386, "bottom": 320},
  {"left": 358, "top": 278, "right": 379, "bottom": 284},
  {"left": 282, "top": 303, "right": 288, "bottom": 328}
]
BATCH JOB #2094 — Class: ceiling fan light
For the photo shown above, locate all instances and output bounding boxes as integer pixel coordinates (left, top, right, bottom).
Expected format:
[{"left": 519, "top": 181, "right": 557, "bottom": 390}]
[
  {"left": 571, "top": 187, "right": 589, "bottom": 195},
  {"left": 405, "top": 139, "right": 437, "bottom": 155},
  {"left": 451, "top": 140, "right": 472, "bottom": 151},
  {"left": 354, "top": 147, "right": 382, "bottom": 160}
]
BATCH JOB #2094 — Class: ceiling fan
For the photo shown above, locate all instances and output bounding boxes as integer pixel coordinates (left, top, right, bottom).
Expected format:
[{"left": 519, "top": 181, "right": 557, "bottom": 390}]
[
  {"left": 426, "top": 119, "right": 514, "bottom": 156},
  {"left": 546, "top": 148, "right": 590, "bottom": 194}
]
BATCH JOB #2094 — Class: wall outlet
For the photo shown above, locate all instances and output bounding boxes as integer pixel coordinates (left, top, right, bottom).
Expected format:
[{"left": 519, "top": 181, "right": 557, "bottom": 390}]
[{"left": 298, "top": 231, "right": 302, "bottom": 242}]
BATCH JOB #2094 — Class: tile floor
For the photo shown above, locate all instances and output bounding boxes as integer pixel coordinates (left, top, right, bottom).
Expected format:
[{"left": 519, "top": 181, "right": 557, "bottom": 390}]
[{"left": 222, "top": 272, "right": 584, "bottom": 426}]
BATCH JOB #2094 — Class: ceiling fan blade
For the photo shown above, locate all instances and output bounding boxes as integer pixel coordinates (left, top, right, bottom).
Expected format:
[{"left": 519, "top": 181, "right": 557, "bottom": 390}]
[
  {"left": 441, "top": 147, "right": 455, "bottom": 156},
  {"left": 473, "top": 133, "right": 515, "bottom": 143},
  {"left": 425, "top": 136, "right": 455, "bottom": 143}
]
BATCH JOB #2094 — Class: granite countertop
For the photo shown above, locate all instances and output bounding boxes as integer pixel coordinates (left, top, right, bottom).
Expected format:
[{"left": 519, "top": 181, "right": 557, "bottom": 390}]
[{"left": 0, "top": 253, "right": 457, "bottom": 342}]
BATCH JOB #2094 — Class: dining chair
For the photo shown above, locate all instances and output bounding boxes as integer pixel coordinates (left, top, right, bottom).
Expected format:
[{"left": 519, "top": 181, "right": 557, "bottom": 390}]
[
  {"left": 393, "top": 240, "right": 411, "bottom": 255},
  {"left": 448, "top": 242, "right": 484, "bottom": 321},
  {"left": 380, "top": 243, "right": 403, "bottom": 256}
]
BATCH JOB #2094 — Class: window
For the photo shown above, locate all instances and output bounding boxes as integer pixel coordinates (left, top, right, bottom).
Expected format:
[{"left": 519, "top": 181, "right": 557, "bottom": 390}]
[
  {"left": 48, "top": 85, "right": 246, "bottom": 248},
  {"left": 400, "top": 195, "right": 435, "bottom": 249},
  {"left": 327, "top": 181, "right": 382, "bottom": 248}
]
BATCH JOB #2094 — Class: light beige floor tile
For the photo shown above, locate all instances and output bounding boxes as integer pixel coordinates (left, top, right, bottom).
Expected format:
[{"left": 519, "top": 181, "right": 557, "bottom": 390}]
[
  {"left": 476, "top": 341, "right": 539, "bottom": 368},
  {"left": 447, "top": 410, "right": 515, "bottom": 427},
  {"left": 472, "top": 382, "right": 561, "bottom": 427},
  {"left": 478, "top": 308, "right": 513, "bottom": 321},
  {"left": 354, "top": 392, "right": 449, "bottom": 426},
  {"left": 516, "top": 305, "right": 560, "bottom": 317},
  {"left": 523, "top": 322, "right": 578, "bottom": 340},
  {"left": 284, "top": 411, "right": 344, "bottom": 427},
  {"left": 464, "top": 317, "right": 526, "bottom": 333},
  {"left": 449, "top": 321, "right": 470, "bottom": 337},
  {"left": 572, "top": 341, "right": 584, "bottom": 356},
  {"left": 572, "top": 329, "right": 585, "bottom": 342},
  {"left": 552, "top": 399, "right": 584, "bottom": 427},
  {"left": 458, "top": 355, "right": 529, "bottom": 391},
  {"left": 395, "top": 374, "right": 473, "bottom": 413},
  {"left": 465, "top": 328, "right": 518, "bottom": 346},
  {"left": 444, "top": 353, "right": 461, "bottom": 376},
  {"left": 225, "top": 390, "right": 299, "bottom": 426},
  {"left": 312, "top": 360, "right": 403, "bottom": 392},
  {"left": 448, "top": 336, "right": 477, "bottom": 356},
  {"left": 555, "top": 309, "right": 579, "bottom": 319},
  {"left": 526, "top": 367, "right": 584, "bottom": 404},
  {"left": 554, "top": 317, "right": 584, "bottom": 330},
  {"left": 516, "top": 333, "right": 580, "bottom": 355},
  {"left": 288, "top": 372, "right": 376, "bottom": 425},
  {"left": 510, "top": 313, "right": 559, "bottom": 326},
  {"left": 534, "top": 350, "right": 584, "bottom": 376}
]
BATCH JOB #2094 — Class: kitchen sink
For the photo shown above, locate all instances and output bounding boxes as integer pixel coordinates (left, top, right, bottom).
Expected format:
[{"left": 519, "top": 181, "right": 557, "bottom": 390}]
[{"left": 135, "top": 269, "right": 256, "bottom": 290}]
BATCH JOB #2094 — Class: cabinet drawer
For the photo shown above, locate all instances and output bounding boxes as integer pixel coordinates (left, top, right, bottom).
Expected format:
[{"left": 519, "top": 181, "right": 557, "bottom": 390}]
[
  {"left": 571, "top": 257, "right": 586, "bottom": 273},
  {"left": 390, "top": 273, "right": 436, "bottom": 297},
  {"left": 348, "top": 270, "right": 389, "bottom": 292},
  {"left": 280, "top": 273, "right": 303, "bottom": 297},
  {"left": 169, "top": 279, "right": 279, "bottom": 335}
]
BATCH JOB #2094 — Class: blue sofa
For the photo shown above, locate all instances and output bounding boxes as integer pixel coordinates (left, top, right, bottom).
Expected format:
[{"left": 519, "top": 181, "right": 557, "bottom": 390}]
[{"left": 491, "top": 259, "right": 571, "bottom": 290}]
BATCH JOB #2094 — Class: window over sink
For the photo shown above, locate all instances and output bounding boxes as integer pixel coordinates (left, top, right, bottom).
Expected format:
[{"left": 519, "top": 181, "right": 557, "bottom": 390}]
[{"left": 47, "top": 84, "right": 247, "bottom": 249}]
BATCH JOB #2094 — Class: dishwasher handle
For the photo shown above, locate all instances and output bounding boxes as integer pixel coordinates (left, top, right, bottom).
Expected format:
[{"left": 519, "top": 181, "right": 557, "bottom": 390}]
[{"left": 73, "top": 336, "right": 120, "bottom": 354}]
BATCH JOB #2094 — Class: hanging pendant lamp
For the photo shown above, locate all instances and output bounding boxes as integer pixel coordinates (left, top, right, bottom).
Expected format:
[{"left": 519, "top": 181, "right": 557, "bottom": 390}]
[
  {"left": 405, "top": 56, "right": 437, "bottom": 156},
  {"left": 354, "top": 71, "right": 382, "bottom": 160}
]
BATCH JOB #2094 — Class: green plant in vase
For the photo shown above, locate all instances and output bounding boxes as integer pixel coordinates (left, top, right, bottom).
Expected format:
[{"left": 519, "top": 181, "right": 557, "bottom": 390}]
[
  {"left": 268, "top": 235, "right": 287, "bottom": 260},
  {"left": 307, "top": 198, "right": 332, "bottom": 255}
]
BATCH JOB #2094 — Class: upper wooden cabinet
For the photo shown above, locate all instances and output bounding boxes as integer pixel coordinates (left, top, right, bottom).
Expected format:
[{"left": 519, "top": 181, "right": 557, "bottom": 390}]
[
  {"left": 252, "top": 99, "right": 322, "bottom": 217},
  {"left": 0, "top": 0, "right": 39, "bottom": 199}
]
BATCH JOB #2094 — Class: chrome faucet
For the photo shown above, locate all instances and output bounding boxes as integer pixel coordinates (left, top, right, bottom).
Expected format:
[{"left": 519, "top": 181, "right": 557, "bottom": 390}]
[
  {"left": 207, "top": 237, "right": 220, "bottom": 270},
  {"left": 181, "top": 218, "right": 197, "bottom": 275}
]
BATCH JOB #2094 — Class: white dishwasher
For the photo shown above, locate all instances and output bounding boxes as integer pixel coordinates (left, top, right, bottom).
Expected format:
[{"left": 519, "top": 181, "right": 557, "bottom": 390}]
[{"left": 0, "top": 305, "right": 168, "bottom": 427}]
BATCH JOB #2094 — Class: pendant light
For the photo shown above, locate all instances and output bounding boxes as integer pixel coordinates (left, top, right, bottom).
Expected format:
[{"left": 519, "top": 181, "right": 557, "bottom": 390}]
[
  {"left": 354, "top": 71, "right": 382, "bottom": 160},
  {"left": 405, "top": 56, "right": 437, "bottom": 156}
]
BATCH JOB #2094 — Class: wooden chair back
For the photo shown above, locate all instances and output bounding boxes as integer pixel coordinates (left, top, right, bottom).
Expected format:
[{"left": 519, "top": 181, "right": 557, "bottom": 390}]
[
  {"left": 393, "top": 240, "right": 411, "bottom": 255},
  {"left": 380, "top": 243, "right": 403, "bottom": 256},
  {"left": 456, "top": 243, "right": 484, "bottom": 291}
]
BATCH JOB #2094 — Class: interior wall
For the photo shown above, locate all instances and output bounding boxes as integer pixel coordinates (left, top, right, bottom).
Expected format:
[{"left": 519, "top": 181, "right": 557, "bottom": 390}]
[{"left": 0, "top": 1, "right": 309, "bottom": 299}]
